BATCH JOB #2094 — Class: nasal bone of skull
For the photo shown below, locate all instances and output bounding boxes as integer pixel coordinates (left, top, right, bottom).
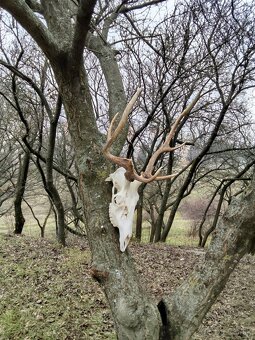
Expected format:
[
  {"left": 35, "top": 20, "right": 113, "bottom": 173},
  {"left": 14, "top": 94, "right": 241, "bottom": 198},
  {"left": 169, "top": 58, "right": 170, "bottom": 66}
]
[{"left": 120, "top": 234, "right": 131, "bottom": 252}]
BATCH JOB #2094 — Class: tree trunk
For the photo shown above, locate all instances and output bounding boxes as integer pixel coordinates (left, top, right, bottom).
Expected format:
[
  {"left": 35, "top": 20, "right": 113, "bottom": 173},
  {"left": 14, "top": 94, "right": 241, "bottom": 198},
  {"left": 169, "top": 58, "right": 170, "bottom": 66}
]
[
  {"left": 80, "top": 173, "right": 160, "bottom": 339},
  {"left": 44, "top": 96, "right": 66, "bottom": 246},
  {"left": 46, "top": 182, "right": 66, "bottom": 245},
  {"left": 135, "top": 186, "right": 144, "bottom": 242},
  {"left": 164, "top": 172, "right": 255, "bottom": 339},
  {"left": 14, "top": 150, "right": 30, "bottom": 234},
  {"left": 54, "top": 63, "right": 160, "bottom": 338},
  {"left": 152, "top": 153, "right": 174, "bottom": 243},
  {"left": 2, "top": 2, "right": 255, "bottom": 339},
  {"left": 149, "top": 203, "right": 157, "bottom": 243},
  {"left": 150, "top": 204, "right": 160, "bottom": 243}
]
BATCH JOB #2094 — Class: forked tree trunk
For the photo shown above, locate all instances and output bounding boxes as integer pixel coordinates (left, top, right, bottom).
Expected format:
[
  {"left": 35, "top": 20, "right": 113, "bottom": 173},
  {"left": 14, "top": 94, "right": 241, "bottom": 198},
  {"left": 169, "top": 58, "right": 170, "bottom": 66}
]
[
  {"left": 58, "top": 62, "right": 255, "bottom": 339},
  {"left": 1, "top": 2, "right": 255, "bottom": 339},
  {"left": 165, "top": 175, "right": 255, "bottom": 339},
  {"left": 79, "top": 173, "right": 161, "bottom": 338},
  {"left": 55, "top": 65, "right": 160, "bottom": 338}
]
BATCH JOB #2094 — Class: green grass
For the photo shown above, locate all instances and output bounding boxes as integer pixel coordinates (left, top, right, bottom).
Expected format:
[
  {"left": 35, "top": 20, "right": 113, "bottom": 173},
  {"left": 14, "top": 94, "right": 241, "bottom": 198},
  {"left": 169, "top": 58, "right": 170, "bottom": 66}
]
[
  {"left": 167, "top": 218, "right": 199, "bottom": 246},
  {"left": 0, "top": 212, "right": 202, "bottom": 339},
  {"left": 0, "top": 215, "right": 57, "bottom": 238},
  {"left": 140, "top": 215, "right": 199, "bottom": 247},
  {"left": 0, "top": 235, "right": 115, "bottom": 340},
  {"left": 1, "top": 213, "right": 200, "bottom": 248}
]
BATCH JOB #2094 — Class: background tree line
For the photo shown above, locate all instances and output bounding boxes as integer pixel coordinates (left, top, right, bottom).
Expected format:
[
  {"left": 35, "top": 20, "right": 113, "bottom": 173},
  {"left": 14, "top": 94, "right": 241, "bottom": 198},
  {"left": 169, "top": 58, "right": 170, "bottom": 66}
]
[
  {"left": 0, "top": 0, "right": 254, "bottom": 247},
  {"left": 0, "top": 0, "right": 255, "bottom": 338}
]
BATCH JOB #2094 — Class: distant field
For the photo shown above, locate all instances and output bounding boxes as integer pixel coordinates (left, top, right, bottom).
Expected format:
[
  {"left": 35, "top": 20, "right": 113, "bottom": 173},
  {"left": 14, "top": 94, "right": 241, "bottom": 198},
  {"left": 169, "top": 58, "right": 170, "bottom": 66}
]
[
  {"left": 0, "top": 209, "right": 199, "bottom": 247},
  {"left": 0, "top": 194, "right": 57, "bottom": 238},
  {"left": 141, "top": 217, "right": 199, "bottom": 247},
  {"left": 0, "top": 214, "right": 56, "bottom": 239},
  {"left": 0, "top": 190, "right": 204, "bottom": 247}
]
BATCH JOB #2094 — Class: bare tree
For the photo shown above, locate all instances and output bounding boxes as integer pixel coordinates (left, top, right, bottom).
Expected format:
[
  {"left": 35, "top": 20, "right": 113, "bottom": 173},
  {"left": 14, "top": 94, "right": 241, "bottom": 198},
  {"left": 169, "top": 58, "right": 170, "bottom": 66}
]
[
  {"left": 0, "top": 24, "right": 83, "bottom": 241},
  {"left": 13, "top": 149, "right": 30, "bottom": 234},
  {"left": 0, "top": 1, "right": 254, "bottom": 339},
  {"left": 112, "top": 0, "right": 255, "bottom": 243}
]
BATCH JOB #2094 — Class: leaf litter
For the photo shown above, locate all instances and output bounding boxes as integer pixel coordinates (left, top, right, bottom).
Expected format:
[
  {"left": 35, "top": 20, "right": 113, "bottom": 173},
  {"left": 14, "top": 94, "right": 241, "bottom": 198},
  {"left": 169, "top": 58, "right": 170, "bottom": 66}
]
[{"left": 0, "top": 234, "right": 254, "bottom": 339}]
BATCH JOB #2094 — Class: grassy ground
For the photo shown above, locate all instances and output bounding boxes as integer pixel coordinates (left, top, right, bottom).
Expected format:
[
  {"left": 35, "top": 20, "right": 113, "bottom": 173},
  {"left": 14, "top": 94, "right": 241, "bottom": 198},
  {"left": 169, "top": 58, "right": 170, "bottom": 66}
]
[
  {"left": 141, "top": 217, "right": 198, "bottom": 247},
  {"left": 0, "top": 234, "right": 254, "bottom": 339},
  {"left": 0, "top": 235, "right": 114, "bottom": 340}
]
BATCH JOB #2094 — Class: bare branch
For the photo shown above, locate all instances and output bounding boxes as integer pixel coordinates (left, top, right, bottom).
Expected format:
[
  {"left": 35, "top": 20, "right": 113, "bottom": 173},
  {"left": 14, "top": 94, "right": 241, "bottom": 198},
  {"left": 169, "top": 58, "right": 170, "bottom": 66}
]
[
  {"left": 103, "top": 88, "right": 202, "bottom": 183},
  {"left": 119, "top": 0, "right": 166, "bottom": 13},
  {"left": 71, "top": 0, "right": 97, "bottom": 65},
  {"left": 0, "top": 0, "right": 57, "bottom": 60},
  {"left": 0, "top": 59, "right": 53, "bottom": 121},
  {"left": 25, "top": 0, "right": 43, "bottom": 14}
]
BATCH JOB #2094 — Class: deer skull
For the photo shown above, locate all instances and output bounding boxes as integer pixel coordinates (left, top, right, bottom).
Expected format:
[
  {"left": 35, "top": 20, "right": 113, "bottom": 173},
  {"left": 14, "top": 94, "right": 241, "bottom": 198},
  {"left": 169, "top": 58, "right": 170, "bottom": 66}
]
[
  {"left": 106, "top": 167, "right": 141, "bottom": 252},
  {"left": 103, "top": 88, "right": 202, "bottom": 251}
]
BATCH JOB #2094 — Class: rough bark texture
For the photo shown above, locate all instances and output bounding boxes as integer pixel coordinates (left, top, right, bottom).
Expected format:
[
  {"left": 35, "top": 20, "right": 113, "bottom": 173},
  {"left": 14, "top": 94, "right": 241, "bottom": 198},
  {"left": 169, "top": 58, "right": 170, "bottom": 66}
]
[
  {"left": 55, "top": 64, "right": 160, "bottom": 338},
  {"left": 32, "top": 2, "right": 160, "bottom": 334},
  {"left": 165, "top": 173, "right": 255, "bottom": 339},
  {"left": 14, "top": 150, "right": 30, "bottom": 234},
  {"left": 1, "top": 1, "right": 255, "bottom": 339}
]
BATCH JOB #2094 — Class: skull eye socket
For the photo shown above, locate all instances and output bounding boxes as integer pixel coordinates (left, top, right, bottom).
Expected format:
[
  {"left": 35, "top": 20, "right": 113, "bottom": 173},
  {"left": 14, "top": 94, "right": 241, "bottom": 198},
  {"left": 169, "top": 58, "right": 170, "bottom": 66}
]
[{"left": 113, "top": 187, "right": 118, "bottom": 195}]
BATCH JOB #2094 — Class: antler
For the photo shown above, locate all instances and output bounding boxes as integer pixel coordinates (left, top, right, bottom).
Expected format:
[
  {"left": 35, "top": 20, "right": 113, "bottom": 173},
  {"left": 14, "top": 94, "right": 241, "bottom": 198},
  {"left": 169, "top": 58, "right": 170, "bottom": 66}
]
[
  {"left": 103, "top": 88, "right": 142, "bottom": 182},
  {"left": 103, "top": 88, "right": 202, "bottom": 183}
]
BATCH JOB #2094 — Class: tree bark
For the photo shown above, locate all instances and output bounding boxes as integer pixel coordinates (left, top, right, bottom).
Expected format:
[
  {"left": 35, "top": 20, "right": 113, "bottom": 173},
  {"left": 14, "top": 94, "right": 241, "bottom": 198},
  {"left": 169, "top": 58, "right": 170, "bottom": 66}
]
[
  {"left": 55, "top": 63, "right": 160, "bottom": 338},
  {"left": 164, "top": 171, "right": 255, "bottom": 339},
  {"left": 154, "top": 179, "right": 172, "bottom": 242},
  {"left": 135, "top": 187, "right": 144, "bottom": 242},
  {"left": 14, "top": 150, "right": 30, "bottom": 234},
  {"left": 45, "top": 96, "right": 66, "bottom": 245},
  {"left": 2, "top": 1, "right": 255, "bottom": 339}
]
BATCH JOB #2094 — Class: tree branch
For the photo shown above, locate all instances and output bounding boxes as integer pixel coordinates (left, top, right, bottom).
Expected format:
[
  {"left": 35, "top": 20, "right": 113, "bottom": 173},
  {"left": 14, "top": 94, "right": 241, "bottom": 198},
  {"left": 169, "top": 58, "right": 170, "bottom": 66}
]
[
  {"left": 25, "top": 0, "right": 43, "bottom": 13},
  {"left": 119, "top": 0, "right": 166, "bottom": 13},
  {"left": 71, "top": 0, "right": 97, "bottom": 66},
  {"left": 166, "top": 167, "right": 255, "bottom": 338},
  {"left": 0, "top": 0, "right": 57, "bottom": 60},
  {"left": 0, "top": 58, "right": 53, "bottom": 121}
]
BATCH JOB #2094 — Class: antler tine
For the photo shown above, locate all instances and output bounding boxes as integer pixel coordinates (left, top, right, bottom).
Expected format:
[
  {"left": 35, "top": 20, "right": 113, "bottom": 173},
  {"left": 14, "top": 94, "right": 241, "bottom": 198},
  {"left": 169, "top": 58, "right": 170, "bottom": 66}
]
[
  {"left": 103, "top": 88, "right": 142, "bottom": 154},
  {"left": 103, "top": 87, "right": 203, "bottom": 184},
  {"left": 103, "top": 88, "right": 143, "bottom": 181},
  {"left": 104, "top": 88, "right": 142, "bottom": 151},
  {"left": 106, "top": 112, "right": 120, "bottom": 145},
  {"left": 143, "top": 90, "right": 203, "bottom": 180}
]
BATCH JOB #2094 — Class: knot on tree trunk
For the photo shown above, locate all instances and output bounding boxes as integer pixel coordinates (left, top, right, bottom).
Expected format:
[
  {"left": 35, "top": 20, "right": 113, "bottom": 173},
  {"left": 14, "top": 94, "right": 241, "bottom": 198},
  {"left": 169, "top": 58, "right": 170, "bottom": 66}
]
[{"left": 90, "top": 267, "right": 109, "bottom": 283}]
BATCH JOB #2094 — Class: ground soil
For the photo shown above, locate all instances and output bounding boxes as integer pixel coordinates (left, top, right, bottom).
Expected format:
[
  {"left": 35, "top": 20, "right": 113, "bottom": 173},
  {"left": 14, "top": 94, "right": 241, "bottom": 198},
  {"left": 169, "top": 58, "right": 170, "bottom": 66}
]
[
  {"left": 131, "top": 242, "right": 255, "bottom": 340},
  {"left": 0, "top": 235, "right": 254, "bottom": 339}
]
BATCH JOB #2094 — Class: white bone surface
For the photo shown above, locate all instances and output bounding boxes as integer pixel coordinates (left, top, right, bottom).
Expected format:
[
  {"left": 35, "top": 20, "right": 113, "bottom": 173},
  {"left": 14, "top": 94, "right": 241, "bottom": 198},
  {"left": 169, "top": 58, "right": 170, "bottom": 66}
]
[{"left": 106, "top": 167, "right": 141, "bottom": 251}]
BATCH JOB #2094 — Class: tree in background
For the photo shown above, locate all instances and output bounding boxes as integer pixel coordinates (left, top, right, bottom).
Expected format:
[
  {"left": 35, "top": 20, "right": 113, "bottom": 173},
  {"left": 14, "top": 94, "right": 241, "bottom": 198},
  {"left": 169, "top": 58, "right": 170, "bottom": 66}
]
[
  {"left": 0, "top": 21, "right": 83, "bottom": 241},
  {"left": 0, "top": 1, "right": 255, "bottom": 339},
  {"left": 107, "top": 0, "right": 255, "bottom": 243},
  {"left": 0, "top": 106, "right": 20, "bottom": 214}
]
